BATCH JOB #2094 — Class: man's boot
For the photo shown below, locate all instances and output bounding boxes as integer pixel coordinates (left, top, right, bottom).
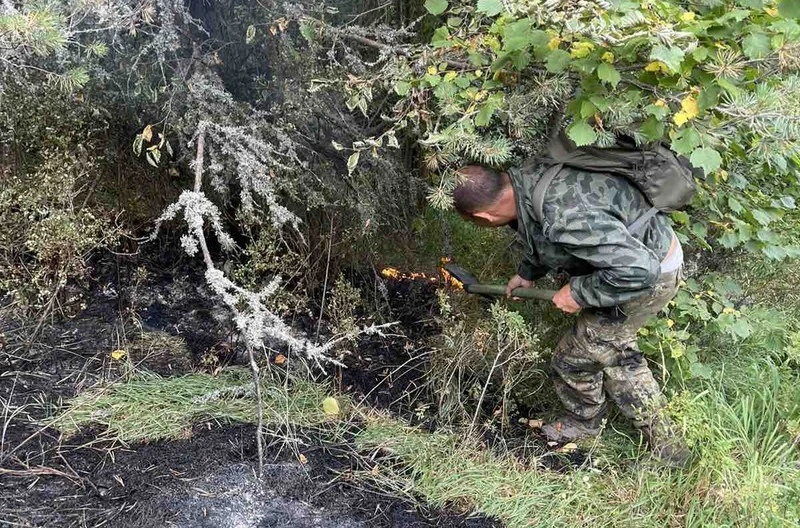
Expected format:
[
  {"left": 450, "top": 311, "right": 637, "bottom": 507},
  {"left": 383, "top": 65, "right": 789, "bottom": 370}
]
[
  {"left": 541, "top": 414, "right": 602, "bottom": 443},
  {"left": 642, "top": 418, "right": 692, "bottom": 468}
]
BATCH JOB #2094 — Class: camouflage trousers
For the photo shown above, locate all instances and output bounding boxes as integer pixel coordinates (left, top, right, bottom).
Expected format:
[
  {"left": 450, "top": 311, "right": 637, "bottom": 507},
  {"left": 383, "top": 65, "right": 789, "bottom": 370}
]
[{"left": 551, "top": 268, "right": 682, "bottom": 429}]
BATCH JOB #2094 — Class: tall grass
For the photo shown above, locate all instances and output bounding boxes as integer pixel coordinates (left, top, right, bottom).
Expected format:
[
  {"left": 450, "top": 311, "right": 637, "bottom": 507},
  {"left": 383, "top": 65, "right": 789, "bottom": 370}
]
[{"left": 357, "top": 359, "right": 799, "bottom": 528}]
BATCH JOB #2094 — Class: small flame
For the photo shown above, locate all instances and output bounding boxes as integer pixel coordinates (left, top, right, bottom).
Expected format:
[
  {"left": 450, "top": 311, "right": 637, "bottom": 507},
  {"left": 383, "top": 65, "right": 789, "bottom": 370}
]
[
  {"left": 380, "top": 260, "right": 464, "bottom": 290},
  {"left": 440, "top": 266, "right": 464, "bottom": 290},
  {"left": 380, "top": 267, "right": 437, "bottom": 282},
  {"left": 380, "top": 267, "right": 403, "bottom": 280}
]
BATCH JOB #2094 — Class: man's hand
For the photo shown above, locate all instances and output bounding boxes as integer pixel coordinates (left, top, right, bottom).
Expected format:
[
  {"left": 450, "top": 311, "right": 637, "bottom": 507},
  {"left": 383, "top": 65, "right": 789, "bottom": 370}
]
[
  {"left": 553, "top": 283, "right": 581, "bottom": 313},
  {"left": 506, "top": 274, "right": 533, "bottom": 299}
]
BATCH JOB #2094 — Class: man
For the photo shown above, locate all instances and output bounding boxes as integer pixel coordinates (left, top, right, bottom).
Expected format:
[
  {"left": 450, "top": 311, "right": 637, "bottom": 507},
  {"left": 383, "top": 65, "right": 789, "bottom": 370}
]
[{"left": 453, "top": 160, "right": 690, "bottom": 466}]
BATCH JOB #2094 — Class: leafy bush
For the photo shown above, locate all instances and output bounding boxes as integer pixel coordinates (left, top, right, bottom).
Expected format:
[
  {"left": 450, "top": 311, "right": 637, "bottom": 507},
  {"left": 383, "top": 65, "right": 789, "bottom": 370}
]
[
  {"left": 308, "top": 0, "right": 800, "bottom": 261},
  {"left": 428, "top": 295, "right": 547, "bottom": 427}
]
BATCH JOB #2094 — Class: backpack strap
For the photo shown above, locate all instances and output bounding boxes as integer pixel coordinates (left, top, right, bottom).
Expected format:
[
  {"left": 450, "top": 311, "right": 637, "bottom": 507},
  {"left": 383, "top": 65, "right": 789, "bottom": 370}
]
[
  {"left": 627, "top": 206, "right": 660, "bottom": 235},
  {"left": 532, "top": 160, "right": 660, "bottom": 235},
  {"left": 532, "top": 163, "right": 563, "bottom": 225}
]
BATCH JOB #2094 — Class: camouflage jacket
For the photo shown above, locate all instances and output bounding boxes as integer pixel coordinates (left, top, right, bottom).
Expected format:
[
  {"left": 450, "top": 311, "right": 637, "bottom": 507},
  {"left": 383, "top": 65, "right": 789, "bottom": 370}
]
[{"left": 508, "top": 159, "right": 674, "bottom": 308}]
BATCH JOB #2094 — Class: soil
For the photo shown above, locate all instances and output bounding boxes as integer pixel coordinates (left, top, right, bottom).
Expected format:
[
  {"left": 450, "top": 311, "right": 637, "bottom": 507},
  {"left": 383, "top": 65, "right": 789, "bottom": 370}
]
[
  {"left": 0, "top": 246, "right": 502, "bottom": 528},
  {"left": 335, "top": 272, "right": 441, "bottom": 418}
]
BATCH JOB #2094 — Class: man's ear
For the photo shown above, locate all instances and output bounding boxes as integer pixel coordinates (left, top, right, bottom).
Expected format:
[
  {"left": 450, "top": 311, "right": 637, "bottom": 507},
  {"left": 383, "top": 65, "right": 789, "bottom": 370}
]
[{"left": 472, "top": 211, "right": 494, "bottom": 222}]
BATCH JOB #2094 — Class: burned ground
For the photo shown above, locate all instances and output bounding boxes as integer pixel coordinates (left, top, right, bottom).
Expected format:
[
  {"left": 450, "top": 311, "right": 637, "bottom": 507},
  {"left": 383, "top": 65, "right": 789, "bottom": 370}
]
[{"left": 0, "top": 248, "right": 505, "bottom": 528}]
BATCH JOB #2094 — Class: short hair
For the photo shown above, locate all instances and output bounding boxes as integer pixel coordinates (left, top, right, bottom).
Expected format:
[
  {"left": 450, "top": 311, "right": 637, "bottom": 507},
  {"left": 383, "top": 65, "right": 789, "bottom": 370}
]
[{"left": 452, "top": 165, "right": 508, "bottom": 215}]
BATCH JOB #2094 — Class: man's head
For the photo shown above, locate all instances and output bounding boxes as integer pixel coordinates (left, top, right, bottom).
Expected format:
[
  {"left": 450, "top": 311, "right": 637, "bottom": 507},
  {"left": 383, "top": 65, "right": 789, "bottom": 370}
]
[{"left": 452, "top": 165, "right": 517, "bottom": 227}]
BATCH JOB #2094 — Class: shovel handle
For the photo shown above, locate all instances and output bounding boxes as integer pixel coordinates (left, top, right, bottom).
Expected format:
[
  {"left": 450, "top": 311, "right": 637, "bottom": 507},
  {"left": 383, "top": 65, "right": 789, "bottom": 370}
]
[{"left": 465, "top": 284, "right": 558, "bottom": 302}]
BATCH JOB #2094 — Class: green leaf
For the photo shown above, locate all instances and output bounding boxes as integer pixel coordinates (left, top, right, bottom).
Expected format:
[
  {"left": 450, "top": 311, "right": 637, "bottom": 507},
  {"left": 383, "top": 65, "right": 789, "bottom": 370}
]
[
  {"left": 431, "top": 26, "right": 451, "bottom": 48},
  {"left": 645, "top": 104, "right": 669, "bottom": 120},
  {"left": 729, "top": 318, "right": 753, "bottom": 339},
  {"left": 347, "top": 151, "right": 360, "bottom": 175},
  {"left": 394, "top": 81, "right": 410, "bottom": 96},
  {"left": 596, "top": 62, "right": 621, "bottom": 88},
  {"left": 692, "top": 222, "right": 707, "bottom": 239},
  {"left": 690, "top": 147, "right": 722, "bottom": 176},
  {"left": 719, "top": 231, "right": 739, "bottom": 249},
  {"left": 697, "top": 85, "right": 720, "bottom": 111},
  {"left": 454, "top": 76, "right": 471, "bottom": 89},
  {"left": 475, "top": 102, "right": 496, "bottom": 127},
  {"left": 719, "top": 9, "right": 752, "bottom": 23},
  {"left": 742, "top": 32, "right": 771, "bottom": 59},
  {"left": 737, "top": 222, "right": 753, "bottom": 242},
  {"left": 468, "top": 52, "right": 489, "bottom": 66},
  {"left": 672, "top": 128, "right": 701, "bottom": 156},
  {"left": 424, "top": 0, "right": 448, "bottom": 15},
  {"left": 476, "top": 0, "right": 504, "bottom": 16},
  {"left": 757, "top": 229, "right": 779, "bottom": 244},
  {"left": 690, "top": 362, "right": 713, "bottom": 379},
  {"left": 529, "top": 30, "right": 550, "bottom": 49},
  {"left": 692, "top": 47, "right": 709, "bottom": 61},
  {"left": 502, "top": 19, "right": 532, "bottom": 52},
  {"left": 546, "top": 49, "right": 571, "bottom": 73},
  {"left": 640, "top": 115, "right": 665, "bottom": 141},
  {"left": 434, "top": 80, "right": 457, "bottom": 101},
  {"left": 716, "top": 77, "right": 742, "bottom": 96},
  {"left": 763, "top": 244, "right": 788, "bottom": 260},
  {"left": 567, "top": 121, "right": 597, "bottom": 147},
  {"left": 246, "top": 25, "right": 256, "bottom": 44},
  {"left": 511, "top": 50, "right": 531, "bottom": 69},
  {"left": 752, "top": 208, "right": 773, "bottom": 226},
  {"left": 424, "top": 74, "right": 441, "bottom": 86},
  {"left": 778, "top": 0, "right": 800, "bottom": 18},
  {"left": 580, "top": 100, "right": 597, "bottom": 119},
  {"left": 589, "top": 95, "right": 611, "bottom": 111},
  {"left": 781, "top": 196, "right": 797, "bottom": 209},
  {"left": 649, "top": 45, "right": 685, "bottom": 74},
  {"left": 672, "top": 210, "right": 690, "bottom": 224},
  {"left": 728, "top": 196, "right": 743, "bottom": 214}
]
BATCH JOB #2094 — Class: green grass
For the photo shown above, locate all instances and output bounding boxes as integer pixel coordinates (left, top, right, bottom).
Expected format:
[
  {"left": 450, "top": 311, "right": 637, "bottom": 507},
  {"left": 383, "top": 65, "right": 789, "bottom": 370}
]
[
  {"left": 51, "top": 368, "right": 342, "bottom": 443},
  {"left": 50, "top": 357, "right": 798, "bottom": 527},
  {"left": 371, "top": 207, "right": 518, "bottom": 281},
  {"left": 357, "top": 361, "right": 799, "bottom": 527},
  {"left": 48, "top": 254, "right": 800, "bottom": 527}
]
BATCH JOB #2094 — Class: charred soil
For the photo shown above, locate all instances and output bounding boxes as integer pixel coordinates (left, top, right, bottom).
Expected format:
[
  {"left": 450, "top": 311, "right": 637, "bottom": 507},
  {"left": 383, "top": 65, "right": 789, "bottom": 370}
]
[{"left": 1, "top": 248, "right": 501, "bottom": 527}]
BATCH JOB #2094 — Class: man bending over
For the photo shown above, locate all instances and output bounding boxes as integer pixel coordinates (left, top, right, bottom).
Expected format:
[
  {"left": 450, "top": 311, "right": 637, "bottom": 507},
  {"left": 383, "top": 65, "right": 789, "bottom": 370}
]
[{"left": 453, "top": 160, "right": 690, "bottom": 467}]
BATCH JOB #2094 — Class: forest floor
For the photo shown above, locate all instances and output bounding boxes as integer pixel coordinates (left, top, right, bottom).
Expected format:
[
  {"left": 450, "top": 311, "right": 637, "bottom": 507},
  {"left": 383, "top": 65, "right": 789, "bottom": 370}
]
[
  {"left": 0, "top": 246, "right": 504, "bottom": 528},
  {"left": 3, "top": 242, "right": 798, "bottom": 528}
]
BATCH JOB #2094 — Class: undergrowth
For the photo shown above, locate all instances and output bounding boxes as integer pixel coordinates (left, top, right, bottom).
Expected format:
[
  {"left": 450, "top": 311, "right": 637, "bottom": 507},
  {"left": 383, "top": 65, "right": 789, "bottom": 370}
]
[
  {"left": 47, "top": 255, "right": 800, "bottom": 527},
  {"left": 358, "top": 359, "right": 799, "bottom": 527}
]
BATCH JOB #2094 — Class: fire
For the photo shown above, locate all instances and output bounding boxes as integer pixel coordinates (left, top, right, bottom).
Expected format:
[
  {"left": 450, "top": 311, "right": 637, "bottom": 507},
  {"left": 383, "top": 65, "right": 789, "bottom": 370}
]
[
  {"left": 379, "top": 260, "right": 464, "bottom": 290},
  {"left": 379, "top": 267, "right": 437, "bottom": 282},
  {"left": 440, "top": 266, "right": 464, "bottom": 290}
]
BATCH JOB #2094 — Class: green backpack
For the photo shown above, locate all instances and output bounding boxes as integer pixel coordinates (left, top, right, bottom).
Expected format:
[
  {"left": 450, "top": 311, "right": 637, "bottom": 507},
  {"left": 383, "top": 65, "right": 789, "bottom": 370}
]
[{"left": 532, "top": 131, "right": 700, "bottom": 234}]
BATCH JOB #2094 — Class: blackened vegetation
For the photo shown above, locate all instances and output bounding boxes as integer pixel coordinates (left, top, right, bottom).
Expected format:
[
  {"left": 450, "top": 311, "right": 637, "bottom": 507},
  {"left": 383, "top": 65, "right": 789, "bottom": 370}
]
[
  {"left": 336, "top": 272, "right": 442, "bottom": 418},
  {"left": 0, "top": 249, "right": 499, "bottom": 527},
  {"left": 0, "top": 420, "right": 497, "bottom": 528}
]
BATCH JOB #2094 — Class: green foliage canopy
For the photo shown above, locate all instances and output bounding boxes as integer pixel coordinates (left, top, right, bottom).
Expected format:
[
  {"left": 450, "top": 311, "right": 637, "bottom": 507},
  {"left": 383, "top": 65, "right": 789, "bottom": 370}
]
[{"left": 327, "top": 0, "right": 800, "bottom": 259}]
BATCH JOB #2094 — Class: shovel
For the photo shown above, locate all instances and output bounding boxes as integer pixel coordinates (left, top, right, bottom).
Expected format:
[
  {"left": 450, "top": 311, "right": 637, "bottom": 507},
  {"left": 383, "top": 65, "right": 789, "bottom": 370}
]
[{"left": 443, "top": 263, "right": 557, "bottom": 302}]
